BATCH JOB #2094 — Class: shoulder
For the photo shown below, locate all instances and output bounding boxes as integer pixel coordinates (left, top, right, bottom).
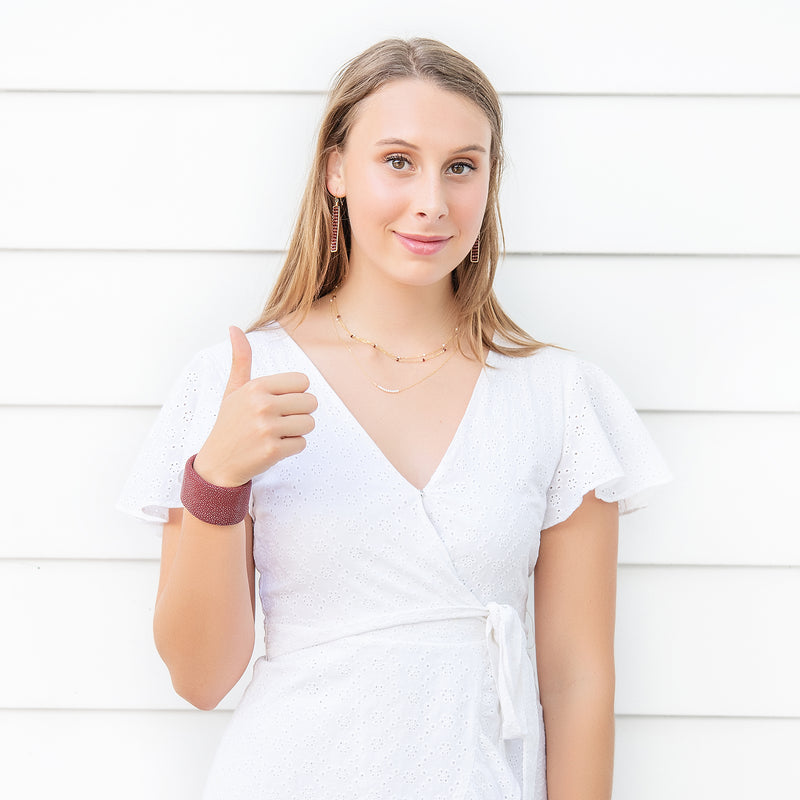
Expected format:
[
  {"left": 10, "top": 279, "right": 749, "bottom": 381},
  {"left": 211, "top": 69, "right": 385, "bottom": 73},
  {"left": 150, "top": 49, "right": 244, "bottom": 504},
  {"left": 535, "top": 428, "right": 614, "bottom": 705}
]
[
  {"left": 488, "top": 346, "right": 638, "bottom": 431},
  {"left": 490, "top": 344, "right": 611, "bottom": 390}
]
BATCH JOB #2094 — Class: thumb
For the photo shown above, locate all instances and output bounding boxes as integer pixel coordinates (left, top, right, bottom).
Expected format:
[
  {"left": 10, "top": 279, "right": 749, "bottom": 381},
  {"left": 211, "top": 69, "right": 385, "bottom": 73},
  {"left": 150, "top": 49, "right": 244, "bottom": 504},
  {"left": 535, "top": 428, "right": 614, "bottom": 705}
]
[{"left": 224, "top": 326, "right": 252, "bottom": 396}]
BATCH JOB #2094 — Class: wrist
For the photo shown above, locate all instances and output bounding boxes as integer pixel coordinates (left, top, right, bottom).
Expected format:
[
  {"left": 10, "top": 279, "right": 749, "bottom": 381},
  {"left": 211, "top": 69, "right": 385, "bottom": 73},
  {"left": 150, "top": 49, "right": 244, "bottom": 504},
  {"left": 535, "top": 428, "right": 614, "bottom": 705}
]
[
  {"left": 192, "top": 451, "right": 245, "bottom": 488},
  {"left": 180, "top": 454, "right": 252, "bottom": 526}
]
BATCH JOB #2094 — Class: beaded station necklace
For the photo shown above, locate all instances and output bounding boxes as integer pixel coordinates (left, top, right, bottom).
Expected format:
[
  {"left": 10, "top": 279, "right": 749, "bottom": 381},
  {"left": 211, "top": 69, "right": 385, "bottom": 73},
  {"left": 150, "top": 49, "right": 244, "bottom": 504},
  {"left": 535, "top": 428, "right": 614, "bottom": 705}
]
[
  {"left": 328, "top": 294, "right": 456, "bottom": 394},
  {"left": 329, "top": 293, "right": 457, "bottom": 363}
]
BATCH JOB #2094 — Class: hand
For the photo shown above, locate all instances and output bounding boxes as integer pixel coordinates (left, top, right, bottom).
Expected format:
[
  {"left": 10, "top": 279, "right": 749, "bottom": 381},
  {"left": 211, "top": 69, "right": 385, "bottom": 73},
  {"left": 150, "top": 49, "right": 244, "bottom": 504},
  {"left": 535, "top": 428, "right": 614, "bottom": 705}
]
[{"left": 193, "top": 326, "right": 317, "bottom": 487}]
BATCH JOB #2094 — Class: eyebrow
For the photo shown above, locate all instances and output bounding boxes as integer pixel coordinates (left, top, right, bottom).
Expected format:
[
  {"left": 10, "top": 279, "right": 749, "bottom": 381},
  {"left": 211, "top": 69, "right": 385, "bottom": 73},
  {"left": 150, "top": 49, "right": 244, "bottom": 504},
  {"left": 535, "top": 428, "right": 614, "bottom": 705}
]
[{"left": 374, "top": 137, "right": 487, "bottom": 155}]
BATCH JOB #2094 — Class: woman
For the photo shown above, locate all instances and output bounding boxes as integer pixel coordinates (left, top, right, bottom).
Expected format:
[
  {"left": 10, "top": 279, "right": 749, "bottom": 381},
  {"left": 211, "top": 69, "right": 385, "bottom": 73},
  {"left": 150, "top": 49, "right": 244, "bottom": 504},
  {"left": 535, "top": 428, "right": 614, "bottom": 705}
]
[{"left": 119, "top": 37, "right": 670, "bottom": 800}]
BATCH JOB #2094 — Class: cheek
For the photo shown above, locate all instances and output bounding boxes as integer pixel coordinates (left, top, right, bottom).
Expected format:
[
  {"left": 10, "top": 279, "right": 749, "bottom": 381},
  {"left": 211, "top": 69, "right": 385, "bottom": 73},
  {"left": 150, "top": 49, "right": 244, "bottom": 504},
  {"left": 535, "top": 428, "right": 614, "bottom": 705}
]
[
  {"left": 347, "top": 171, "right": 407, "bottom": 229},
  {"left": 454, "top": 183, "right": 490, "bottom": 230}
]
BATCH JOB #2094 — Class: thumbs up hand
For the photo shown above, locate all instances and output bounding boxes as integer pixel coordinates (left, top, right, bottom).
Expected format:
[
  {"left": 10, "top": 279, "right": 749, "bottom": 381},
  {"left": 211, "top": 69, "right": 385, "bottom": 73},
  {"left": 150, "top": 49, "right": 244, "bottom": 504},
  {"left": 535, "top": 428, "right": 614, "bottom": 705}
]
[{"left": 193, "top": 326, "right": 317, "bottom": 487}]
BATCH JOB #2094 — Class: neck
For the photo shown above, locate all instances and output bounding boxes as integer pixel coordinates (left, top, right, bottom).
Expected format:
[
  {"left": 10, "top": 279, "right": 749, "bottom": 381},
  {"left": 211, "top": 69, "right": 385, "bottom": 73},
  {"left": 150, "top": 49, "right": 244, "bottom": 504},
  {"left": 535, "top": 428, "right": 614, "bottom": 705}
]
[{"left": 332, "top": 272, "right": 458, "bottom": 353}]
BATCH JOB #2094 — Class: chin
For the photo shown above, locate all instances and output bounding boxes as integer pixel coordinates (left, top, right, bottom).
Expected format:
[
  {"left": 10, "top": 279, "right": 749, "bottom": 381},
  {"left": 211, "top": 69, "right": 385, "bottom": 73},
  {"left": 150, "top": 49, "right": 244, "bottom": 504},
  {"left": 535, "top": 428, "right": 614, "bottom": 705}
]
[{"left": 391, "top": 268, "right": 456, "bottom": 291}]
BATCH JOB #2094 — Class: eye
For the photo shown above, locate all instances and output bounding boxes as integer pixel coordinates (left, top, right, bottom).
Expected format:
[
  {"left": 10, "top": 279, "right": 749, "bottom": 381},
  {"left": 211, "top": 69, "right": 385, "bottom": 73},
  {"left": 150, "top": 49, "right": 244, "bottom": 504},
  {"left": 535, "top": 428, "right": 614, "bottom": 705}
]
[
  {"left": 448, "top": 161, "right": 475, "bottom": 175},
  {"left": 385, "top": 154, "right": 411, "bottom": 170}
]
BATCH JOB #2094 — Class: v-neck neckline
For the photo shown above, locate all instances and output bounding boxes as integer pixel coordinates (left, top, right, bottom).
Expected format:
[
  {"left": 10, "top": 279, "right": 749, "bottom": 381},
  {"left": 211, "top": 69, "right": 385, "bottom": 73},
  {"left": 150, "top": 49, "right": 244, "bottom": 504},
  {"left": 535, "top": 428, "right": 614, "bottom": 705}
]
[{"left": 271, "top": 324, "right": 491, "bottom": 494}]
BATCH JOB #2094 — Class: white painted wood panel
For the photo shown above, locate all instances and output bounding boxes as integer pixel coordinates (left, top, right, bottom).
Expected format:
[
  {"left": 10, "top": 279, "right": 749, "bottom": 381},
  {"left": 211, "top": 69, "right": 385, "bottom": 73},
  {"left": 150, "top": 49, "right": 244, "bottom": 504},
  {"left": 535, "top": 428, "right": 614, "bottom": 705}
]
[
  {"left": 0, "top": 709, "right": 230, "bottom": 800},
  {"left": 2, "top": 406, "right": 797, "bottom": 567},
  {"left": 500, "top": 96, "right": 800, "bottom": 255},
  {"left": 615, "top": 566, "right": 800, "bottom": 717},
  {"left": 2, "top": 711, "right": 798, "bottom": 800},
  {"left": 618, "top": 412, "right": 800, "bottom": 567},
  {"left": 495, "top": 257, "right": 800, "bottom": 412},
  {"left": 0, "top": 406, "right": 164, "bottom": 561},
  {"left": 1, "top": 560, "right": 260, "bottom": 710},
  {"left": 0, "top": 251, "right": 281, "bottom": 407},
  {"left": 2, "top": 94, "right": 799, "bottom": 253},
  {"left": 1, "top": 1, "right": 797, "bottom": 94},
  {"left": 0, "top": 92, "right": 322, "bottom": 251},
  {"left": 614, "top": 716, "right": 800, "bottom": 800},
  {"left": 4, "top": 561, "right": 799, "bottom": 717},
  {"left": 2, "top": 251, "right": 797, "bottom": 410}
]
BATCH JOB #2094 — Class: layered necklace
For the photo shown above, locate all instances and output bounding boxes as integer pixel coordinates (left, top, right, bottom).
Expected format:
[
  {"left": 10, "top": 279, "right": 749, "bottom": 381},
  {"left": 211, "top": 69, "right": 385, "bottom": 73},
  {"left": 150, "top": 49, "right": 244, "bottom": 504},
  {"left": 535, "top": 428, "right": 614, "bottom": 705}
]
[{"left": 329, "top": 293, "right": 458, "bottom": 394}]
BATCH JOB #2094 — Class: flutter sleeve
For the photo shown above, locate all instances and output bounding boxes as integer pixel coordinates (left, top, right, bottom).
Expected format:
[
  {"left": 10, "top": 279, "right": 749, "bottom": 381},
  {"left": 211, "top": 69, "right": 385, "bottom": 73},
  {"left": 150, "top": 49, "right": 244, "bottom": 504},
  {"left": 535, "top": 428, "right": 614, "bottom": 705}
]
[
  {"left": 541, "top": 354, "right": 672, "bottom": 530},
  {"left": 116, "top": 345, "right": 228, "bottom": 524}
]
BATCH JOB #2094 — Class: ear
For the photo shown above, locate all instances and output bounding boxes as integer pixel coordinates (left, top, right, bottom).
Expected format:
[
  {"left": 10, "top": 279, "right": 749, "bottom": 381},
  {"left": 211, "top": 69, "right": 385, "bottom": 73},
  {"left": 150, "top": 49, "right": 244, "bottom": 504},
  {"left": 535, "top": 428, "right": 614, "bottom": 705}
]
[{"left": 325, "top": 148, "right": 345, "bottom": 197}]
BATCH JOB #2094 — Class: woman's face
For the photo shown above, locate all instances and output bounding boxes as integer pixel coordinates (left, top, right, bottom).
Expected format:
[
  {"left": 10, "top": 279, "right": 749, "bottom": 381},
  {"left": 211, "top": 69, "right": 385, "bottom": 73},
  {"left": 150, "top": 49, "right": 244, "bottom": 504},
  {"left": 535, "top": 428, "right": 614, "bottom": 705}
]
[{"left": 326, "top": 78, "right": 492, "bottom": 290}]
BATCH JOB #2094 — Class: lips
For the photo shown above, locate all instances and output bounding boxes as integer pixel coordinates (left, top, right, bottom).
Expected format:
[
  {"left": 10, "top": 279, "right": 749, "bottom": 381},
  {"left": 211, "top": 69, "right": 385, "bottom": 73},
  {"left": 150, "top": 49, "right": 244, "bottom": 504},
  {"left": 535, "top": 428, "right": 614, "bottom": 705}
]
[{"left": 393, "top": 232, "right": 452, "bottom": 256}]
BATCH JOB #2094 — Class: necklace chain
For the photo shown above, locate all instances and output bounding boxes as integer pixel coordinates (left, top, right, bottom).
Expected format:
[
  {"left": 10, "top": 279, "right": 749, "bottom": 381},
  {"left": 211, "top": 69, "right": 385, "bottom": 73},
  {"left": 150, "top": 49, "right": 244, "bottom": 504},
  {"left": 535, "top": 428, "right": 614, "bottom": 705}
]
[
  {"left": 329, "top": 294, "right": 455, "bottom": 394},
  {"left": 330, "top": 294, "right": 457, "bottom": 363}
]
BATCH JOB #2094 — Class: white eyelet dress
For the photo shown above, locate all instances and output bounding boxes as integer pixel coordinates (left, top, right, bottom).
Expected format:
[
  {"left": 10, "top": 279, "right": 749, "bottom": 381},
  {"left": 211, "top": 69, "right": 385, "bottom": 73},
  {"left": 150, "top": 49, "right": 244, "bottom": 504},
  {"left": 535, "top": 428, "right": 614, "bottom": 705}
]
[{"left": 117, "top": 325, "right": 671, "bottom": 800}]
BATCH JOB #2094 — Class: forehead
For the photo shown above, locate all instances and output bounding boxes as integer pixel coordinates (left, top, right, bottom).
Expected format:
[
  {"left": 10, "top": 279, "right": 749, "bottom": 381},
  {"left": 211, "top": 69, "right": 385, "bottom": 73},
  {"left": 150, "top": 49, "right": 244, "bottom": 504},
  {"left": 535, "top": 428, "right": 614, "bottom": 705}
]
[{"left": 346, "top": 78, "right": 491, "bottom": 151}]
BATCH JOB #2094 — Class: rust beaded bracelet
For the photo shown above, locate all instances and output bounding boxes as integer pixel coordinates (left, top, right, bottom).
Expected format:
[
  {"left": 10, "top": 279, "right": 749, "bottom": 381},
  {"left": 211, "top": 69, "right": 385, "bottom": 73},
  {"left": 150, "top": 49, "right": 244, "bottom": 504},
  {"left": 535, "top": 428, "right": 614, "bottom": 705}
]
[{"left": 180, "top": 454, "right": 251, "bottom": 526}]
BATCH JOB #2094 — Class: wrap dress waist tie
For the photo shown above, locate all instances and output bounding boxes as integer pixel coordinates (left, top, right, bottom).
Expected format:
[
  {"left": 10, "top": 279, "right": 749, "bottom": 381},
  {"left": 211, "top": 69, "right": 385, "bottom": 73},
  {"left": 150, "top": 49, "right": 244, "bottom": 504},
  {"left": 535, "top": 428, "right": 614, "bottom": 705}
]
[{"left": 266, "top": 602, "right": 541, "bottom": 799}]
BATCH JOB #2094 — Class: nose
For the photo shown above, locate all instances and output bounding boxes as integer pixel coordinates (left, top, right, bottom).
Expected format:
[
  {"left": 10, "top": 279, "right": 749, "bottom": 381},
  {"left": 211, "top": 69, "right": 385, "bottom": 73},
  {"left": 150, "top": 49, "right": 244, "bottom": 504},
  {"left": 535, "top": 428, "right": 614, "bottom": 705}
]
[{"left": 414, "top": 174, "right": 448, "bottom": 220}]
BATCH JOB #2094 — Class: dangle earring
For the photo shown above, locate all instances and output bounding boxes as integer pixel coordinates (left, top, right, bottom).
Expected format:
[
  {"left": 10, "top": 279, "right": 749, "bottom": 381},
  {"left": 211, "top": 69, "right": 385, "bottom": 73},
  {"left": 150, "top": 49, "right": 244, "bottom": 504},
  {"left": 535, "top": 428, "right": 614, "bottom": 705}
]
[
  {"left": 330, "top": 196, "right": 341, "bottom": 254},
  {"left": 470, "top": 235, "right": 480, "bottom": 263}
]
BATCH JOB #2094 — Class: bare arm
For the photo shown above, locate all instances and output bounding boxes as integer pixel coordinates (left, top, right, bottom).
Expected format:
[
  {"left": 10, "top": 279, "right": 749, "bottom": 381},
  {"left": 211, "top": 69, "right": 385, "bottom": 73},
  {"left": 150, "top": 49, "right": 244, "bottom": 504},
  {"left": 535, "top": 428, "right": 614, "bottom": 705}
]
[
  {"left": 154, "top": 507, "right": 256, "bottom": 710},
  {"left": 152, "top": 326, "right": 316, "bottom": 710},
  {"left": 534, "top": 490, "right": 619, "bottom": 800}
]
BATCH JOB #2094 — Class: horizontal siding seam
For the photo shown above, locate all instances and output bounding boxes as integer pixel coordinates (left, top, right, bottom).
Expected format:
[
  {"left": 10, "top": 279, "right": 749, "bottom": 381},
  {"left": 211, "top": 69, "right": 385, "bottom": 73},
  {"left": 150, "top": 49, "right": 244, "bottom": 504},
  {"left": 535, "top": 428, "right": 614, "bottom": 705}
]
[
  {"left": 1, "top": 405, "right": 796, "bottom": 417},
  {"left": 615, "top": 713, "right": 800, "bottom": 722},
  {"left": 1, "top": 707, "right": 796, "bottom": 721},
  {"left": 0, "top": 706, "right": 232, "bottom": 714},
  {"left": 3, "top": 557, "right": 800, "bottom": 569},
  {"left": 0, "top": 556, "right": 800, "bottom": 572},
  {"left": 6, "top": 402, "right": 799, "bottom": 413},
  {"left": 3, "top": 247, "right": 800, "bottom": 258},
  {"left": 3, "top": 88, "right": 800, "bottom": 100}
]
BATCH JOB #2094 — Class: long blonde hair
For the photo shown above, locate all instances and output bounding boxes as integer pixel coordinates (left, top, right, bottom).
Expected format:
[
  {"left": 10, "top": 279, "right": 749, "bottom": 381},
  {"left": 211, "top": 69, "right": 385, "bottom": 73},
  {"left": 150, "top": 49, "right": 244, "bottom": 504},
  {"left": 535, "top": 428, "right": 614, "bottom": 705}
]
[{"left": 250, "top": 37, "right": 548, "bottom": 359}]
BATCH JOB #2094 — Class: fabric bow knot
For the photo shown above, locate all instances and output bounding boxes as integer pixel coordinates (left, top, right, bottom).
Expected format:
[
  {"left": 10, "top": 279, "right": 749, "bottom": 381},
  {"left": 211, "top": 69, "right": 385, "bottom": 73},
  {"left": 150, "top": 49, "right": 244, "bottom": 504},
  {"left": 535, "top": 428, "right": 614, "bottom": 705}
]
[{"left": 484, "top": 601, "right": 536, "bottom": 740}]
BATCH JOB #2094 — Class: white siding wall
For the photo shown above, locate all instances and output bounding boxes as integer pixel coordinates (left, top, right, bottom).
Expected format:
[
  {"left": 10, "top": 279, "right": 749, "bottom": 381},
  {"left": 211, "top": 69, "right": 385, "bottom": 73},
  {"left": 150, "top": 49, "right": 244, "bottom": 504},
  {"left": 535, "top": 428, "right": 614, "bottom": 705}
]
[{"left": 1, "top": 2, "right": 798, "bottom": 797}]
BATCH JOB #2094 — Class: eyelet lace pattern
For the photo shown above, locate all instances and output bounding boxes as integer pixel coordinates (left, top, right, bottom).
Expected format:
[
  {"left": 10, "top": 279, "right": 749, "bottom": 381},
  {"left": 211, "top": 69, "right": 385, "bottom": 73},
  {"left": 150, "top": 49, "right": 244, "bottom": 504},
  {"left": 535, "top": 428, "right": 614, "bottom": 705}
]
[{"left": 118, "top": 327, "right": 670, "bottom": 799}]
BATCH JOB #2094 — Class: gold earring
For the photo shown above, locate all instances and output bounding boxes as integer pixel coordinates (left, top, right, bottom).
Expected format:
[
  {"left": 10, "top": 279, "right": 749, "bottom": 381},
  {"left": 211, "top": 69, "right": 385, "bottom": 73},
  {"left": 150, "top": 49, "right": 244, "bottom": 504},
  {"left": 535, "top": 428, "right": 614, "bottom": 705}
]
[
  {"left": 330, "top": 197, "right": 341, "bottom": 254},
  {"left": 470, "top": 235, "right": 480, "bottom": 263}
]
